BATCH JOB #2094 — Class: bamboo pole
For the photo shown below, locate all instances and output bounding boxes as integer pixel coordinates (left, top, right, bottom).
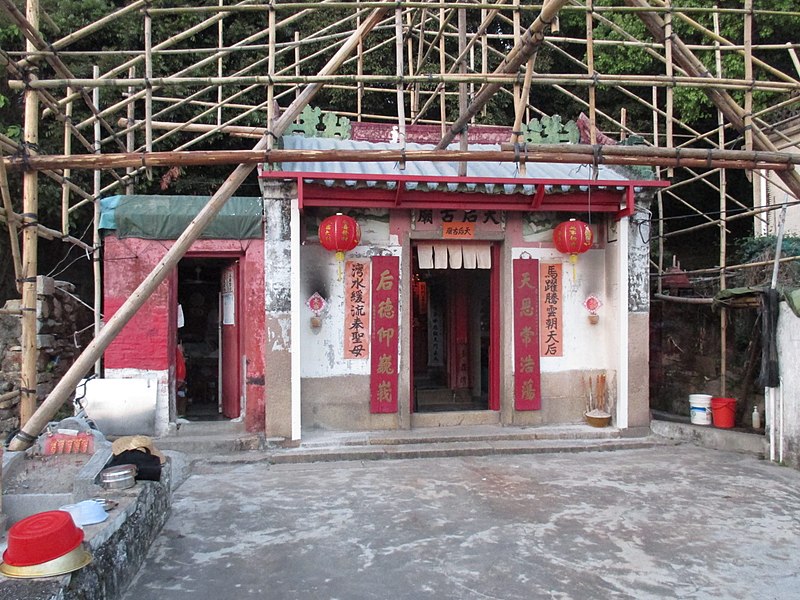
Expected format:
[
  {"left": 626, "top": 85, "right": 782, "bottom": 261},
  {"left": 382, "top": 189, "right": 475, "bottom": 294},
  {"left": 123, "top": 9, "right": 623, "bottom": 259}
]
[
  {"left": 0, "top": 155, "right": 22, "bottom": 293},
  {"left": 267, "top": 2, "right": 276, "bottom": 150},
  {"left": 11, "top": 71, "right": 800, "bottom": 92},
  {"left": 457, "top": 6, "right": 467, "bottom": 176},
  {"left": 126, "top": 68, "right": 136, "bottom": 194},
  {"left": 0, "top": 390, "right": 21, "bottom": 403},
  {"left": 713, "top": 10, "right": 727, "bottom": 398},
  {"left": 93, "top": 66, "right": 102, "bottom": 376},
  {"left": 6, "top": 0, "right": 395, "bottom": 453},
  {"left": 19, "top": 0, "right": 40, "bottom": 428},
  {"left": 4, "top": 144, "right": 797, "bottom": 173},
  {"left": 144, "top": 5, "right": 154, "bottom": 180},
  {"left": 61, "top": 87, "right": 73, "bottom": 236},
  {"left": 439, "top": 6, "right": 446, "bottom": 135},
  {"left": 586, "top": 0, "right": 596, "bottom": 146},
  {"left": 357, "top": 2, "right": 363, "bottom": 119},
  {"left": 218, "top": 0, "right": 225, "bottom": 127},
  {"left": 512, "top": 0, "right": 521, "bottom": 117},
  {"left": 397, "top": 6, "right": 407, "bottom": 145},
  {"left": 406, "top": 8, "right": 416, "bottom": 121}
]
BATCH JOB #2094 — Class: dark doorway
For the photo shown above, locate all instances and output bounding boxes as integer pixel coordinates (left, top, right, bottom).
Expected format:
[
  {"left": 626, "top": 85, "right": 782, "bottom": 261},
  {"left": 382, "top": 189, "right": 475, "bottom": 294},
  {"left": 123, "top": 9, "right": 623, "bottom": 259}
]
[
  {"left": 177, "top": 258, "right": 240, "bottom": 421},
  {"left": 412, "top": 249, "right": 492, "bottom": 412}
]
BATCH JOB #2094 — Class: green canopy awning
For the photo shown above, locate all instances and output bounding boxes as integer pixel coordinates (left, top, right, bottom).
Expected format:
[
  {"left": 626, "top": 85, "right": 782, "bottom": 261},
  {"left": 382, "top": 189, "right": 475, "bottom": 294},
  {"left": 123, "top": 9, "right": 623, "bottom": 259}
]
[{"left": 99, "top": 195, "right": 263, "bottom": 240}]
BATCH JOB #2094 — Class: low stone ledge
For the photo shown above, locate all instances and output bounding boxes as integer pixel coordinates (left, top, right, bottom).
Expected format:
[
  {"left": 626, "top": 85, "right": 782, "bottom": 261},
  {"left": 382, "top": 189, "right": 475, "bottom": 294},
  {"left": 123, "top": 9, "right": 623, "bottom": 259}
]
[
  {"left": 650, "top": 418, "right": 767, "bottom": 456},
  {"left": 0, "top": 461, "right": 172, "bottom": 600}
]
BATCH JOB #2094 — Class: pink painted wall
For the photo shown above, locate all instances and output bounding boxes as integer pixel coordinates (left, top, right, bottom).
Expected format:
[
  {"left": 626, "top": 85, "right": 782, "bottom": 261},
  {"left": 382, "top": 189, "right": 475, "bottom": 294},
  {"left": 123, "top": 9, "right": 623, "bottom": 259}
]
[{"left": 103, "top": 237, "right": 266, "bottom": 432}]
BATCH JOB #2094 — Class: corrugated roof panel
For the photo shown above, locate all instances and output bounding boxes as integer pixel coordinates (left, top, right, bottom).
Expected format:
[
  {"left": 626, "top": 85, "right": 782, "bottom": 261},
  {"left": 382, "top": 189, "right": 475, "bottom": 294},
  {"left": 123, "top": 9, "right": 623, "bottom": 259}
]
[{"left": 279, "top": 135, "right": 630, "bottom": 195}]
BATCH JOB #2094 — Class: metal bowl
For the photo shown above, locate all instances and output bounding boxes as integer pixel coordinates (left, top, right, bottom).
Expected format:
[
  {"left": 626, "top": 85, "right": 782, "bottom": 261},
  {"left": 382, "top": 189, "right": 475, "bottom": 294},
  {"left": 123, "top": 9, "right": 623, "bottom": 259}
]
[
  {"left": 99, "top": 464, "right": 137, "bottom": 490},
  {"left": 0, "top": 545, "right": 92, "bottom": 579}
]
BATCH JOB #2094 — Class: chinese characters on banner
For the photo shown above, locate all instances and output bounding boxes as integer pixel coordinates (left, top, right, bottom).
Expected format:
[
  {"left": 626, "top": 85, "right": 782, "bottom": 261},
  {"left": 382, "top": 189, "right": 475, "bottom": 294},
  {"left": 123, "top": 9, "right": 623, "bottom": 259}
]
[
  {"left": 370, "top": 256, "right": 400, "bottom": 413},
  {"left": 344, "top": 261, "right": 370, "bottom": 359},
  {"left": 540, "top": 263, "right": 563, "bottom": 357},
  {"left": 427, "top": 297, "right": 444, "bottom": 367},
  {"left": 513, "top": 259, "right": 541, "bottom": 411}
]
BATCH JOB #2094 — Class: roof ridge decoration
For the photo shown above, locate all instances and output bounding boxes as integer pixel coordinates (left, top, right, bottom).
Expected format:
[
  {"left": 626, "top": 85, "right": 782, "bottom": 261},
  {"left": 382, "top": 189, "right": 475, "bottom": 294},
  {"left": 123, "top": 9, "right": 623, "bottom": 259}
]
[
  {"left": 522, "top": 115, "right": 579, "bottom": 145},
  {"left": 286, "top": 105, "right": 351, "bottom": 140}
]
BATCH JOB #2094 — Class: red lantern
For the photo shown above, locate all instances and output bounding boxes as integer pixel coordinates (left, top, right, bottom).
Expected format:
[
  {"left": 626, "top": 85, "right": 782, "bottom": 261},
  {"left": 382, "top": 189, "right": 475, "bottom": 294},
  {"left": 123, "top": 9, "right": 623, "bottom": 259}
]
[
  {"left": 553, "top": 219, "right": 593, "bottom": 265},
  {"left": 319, "top": 213, "right": 361, "bottom": 278}
]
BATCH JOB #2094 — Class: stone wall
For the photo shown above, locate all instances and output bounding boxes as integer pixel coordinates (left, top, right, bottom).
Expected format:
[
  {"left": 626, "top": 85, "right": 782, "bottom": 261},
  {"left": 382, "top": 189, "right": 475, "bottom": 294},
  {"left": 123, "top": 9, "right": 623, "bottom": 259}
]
[{"left": 0, "top": 277, "right": 92, "bottom": 438}]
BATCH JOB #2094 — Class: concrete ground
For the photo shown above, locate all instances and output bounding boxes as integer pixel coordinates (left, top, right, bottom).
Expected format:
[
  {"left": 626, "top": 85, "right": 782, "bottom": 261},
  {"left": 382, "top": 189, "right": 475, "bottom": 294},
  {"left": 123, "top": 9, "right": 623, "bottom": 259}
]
[{"left": 121, "top": 445, "right": 800, "bottom": 600}]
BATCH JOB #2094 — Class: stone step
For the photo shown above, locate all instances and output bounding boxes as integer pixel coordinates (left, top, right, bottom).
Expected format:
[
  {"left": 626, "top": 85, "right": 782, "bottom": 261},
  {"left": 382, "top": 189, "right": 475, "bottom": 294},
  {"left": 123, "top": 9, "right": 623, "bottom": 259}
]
[
  {"left": 155, "top": 431, "right": 262, "bottom": 455},
  {"left": 298, "top": 424, "right": 622, "bottom": 449},
  {"left": 267, "top": 436, "right": 661, "bottom": 465}
]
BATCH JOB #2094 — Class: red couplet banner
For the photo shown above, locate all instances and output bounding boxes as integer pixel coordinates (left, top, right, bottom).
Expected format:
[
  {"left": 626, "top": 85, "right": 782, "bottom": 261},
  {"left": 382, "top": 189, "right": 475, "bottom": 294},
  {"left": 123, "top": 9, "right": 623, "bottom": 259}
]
[
  {"left": 513, "top": 258, "right": 541, "bottom": 411},
  {"left": 344, "top": 260, "right": 370, "bottom": 359},
  {"left": 539, "top": 263, "right": 563, "bottom": 357},
  {"left": 370, "top": 256, "right": 400, "bottom": 413}
]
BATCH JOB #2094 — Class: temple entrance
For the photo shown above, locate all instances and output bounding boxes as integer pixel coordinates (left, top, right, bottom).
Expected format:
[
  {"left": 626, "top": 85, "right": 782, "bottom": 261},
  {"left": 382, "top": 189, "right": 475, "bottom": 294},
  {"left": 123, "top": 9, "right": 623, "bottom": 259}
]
[{"left": 411, "top": 242, "right": 496, "bottom": 413}]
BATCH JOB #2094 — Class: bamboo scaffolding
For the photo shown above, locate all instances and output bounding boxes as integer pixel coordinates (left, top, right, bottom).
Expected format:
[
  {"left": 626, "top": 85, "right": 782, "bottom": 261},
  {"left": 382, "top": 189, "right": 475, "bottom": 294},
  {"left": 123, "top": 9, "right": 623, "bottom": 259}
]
[
  {"left": 141, "top": 3, "right": 800, "bottom": 18},
  {"left": 0, "top": 207, "right": 94, "bottom": 252},
  {"left": 626, "top": 0, "right": 800, "bottom": 202},
  {"left": 3, "top": 0, "right": 800, "bottom": 443},
  {"left": 437, "top": 0, "right": 571, "bottom": 149},
  {"left": 6, "top": 0, "right": 397, "bottom": 453}
]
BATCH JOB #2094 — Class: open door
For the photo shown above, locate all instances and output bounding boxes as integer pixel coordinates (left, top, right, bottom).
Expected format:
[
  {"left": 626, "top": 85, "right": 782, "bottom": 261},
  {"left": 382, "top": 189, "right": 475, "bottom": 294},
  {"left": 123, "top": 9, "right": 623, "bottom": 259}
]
[
  {"left": 220, "top": 263, "right": 241, "bottom": 418},
  {"left": 411, "top": 242, "right": 495, "bottom": 412}
]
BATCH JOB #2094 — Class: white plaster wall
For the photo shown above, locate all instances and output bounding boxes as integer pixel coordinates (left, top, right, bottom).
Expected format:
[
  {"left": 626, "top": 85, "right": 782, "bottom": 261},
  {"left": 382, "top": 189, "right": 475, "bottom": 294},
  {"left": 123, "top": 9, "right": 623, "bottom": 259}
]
[
  {"left": 510, "top": 247, "right": 612, "bottom": 372},
  {"left": 300, "top": 243, "right": 402, "bottom": 379},
  {"left": 102, "top": 367, "right": 170, "bottom": 436},
  {"left": 777, "top": 303, "right": 800, "bottom": 466}
]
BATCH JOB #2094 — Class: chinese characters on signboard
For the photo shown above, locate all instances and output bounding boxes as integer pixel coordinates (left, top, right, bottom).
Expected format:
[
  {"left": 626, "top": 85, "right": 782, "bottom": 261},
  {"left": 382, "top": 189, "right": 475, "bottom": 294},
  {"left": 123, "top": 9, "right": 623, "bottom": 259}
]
[
  {"left": 370, "top": 256, "right": 399, "bottom": 413},
  {"left": 513, "top": 259, "right": 541, "bottom": 411},
  {"left": 540, "top": 263, "right": 563, "bottom": 357},
  {"left": 414, "top": 209, "right": 504, "bottom": 236},
  {"left": 442, "top": 223, "right": 475, "bottom": 239},
  {"left": 344, "top": 261, "right": 370, "bottom": 359}
]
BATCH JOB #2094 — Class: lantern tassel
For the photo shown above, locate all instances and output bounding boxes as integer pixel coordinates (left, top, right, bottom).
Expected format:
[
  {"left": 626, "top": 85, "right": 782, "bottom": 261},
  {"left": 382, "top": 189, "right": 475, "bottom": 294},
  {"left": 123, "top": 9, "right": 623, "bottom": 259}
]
[
  {"left": 335, "top": 251, "right": 345, "bottom": 281},
  {"left": 570, "top": 254, "right": 578, "bottom": 280}
]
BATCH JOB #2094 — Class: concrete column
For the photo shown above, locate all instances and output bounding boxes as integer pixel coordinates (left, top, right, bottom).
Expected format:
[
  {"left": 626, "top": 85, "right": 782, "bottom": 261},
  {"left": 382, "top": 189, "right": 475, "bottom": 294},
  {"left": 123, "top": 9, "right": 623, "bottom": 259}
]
[
  {"left": 626, "top": 200, "right": 653, "bottom": 429},
  {"left": 263, "top": 181, "right": 295, "bottom": 440}
]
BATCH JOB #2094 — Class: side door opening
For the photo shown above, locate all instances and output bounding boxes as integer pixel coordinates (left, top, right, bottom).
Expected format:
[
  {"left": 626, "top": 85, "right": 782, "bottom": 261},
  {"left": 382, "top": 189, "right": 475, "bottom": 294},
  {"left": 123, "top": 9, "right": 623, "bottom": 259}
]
[{"left": 177, "top": 258, "right": 241, "bottom": 420}]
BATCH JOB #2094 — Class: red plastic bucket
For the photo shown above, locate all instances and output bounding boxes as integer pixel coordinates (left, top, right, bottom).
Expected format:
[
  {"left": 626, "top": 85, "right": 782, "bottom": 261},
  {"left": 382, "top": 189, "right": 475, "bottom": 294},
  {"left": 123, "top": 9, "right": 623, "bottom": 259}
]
[{"left": 711, "top": 397, "right": 736, "bottom": 429}]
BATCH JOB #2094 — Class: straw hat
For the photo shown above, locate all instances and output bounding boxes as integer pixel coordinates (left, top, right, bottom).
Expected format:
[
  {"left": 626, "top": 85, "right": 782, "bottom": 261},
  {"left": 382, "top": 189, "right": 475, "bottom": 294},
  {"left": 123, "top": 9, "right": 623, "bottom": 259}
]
[{"left": 111, "top": 435, "right": 166, "bottom": 465}]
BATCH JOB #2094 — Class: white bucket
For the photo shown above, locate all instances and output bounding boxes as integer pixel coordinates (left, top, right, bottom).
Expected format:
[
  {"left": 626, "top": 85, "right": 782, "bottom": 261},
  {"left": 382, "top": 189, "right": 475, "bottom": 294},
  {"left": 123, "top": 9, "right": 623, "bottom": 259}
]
[{"left": 689, "top": 394, "right": 712, "bottom": 425}]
